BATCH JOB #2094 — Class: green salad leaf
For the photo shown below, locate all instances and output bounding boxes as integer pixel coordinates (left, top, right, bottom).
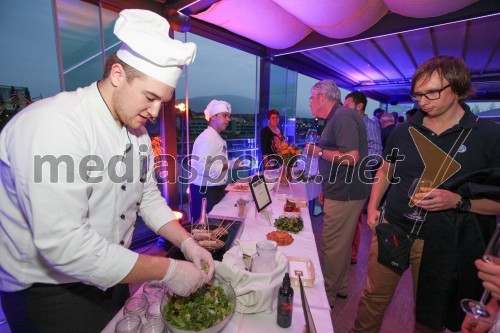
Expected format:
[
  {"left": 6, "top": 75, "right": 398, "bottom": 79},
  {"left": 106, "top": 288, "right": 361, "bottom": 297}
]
[
  {"left": 274, "top": 216, "right": 304, "bottom": 234},
  {"left": 163, "top": 285, "right": 232, "bottom": 331}
]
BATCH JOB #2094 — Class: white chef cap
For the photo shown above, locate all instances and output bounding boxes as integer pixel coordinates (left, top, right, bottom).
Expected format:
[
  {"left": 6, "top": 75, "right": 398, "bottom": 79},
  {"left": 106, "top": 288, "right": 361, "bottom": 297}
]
[
  {"left": 114, "top": 9, "right": 196, "bottom": 87},
  {"left": 204, "top": 100, "right": 232, "bottom": 121}
]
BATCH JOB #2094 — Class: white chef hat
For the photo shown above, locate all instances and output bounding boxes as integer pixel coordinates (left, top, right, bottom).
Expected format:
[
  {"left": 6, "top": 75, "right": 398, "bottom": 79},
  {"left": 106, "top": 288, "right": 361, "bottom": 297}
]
[
  {"left": 204, "top": 100, "right": 232, "bottom": 121},
  {"left": 114, "top": 9, "right": 196, "bottom": 87}
]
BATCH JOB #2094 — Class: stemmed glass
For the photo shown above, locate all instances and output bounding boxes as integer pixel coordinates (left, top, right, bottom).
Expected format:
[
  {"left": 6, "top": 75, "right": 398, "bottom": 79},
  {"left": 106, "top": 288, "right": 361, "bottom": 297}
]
[
  {"left": 303, "top": 129, "right": 317, "bottom": 178},
  {"left": 404, "top": 178, "right": 433, "bottom": 222},
  {"left": 305, "top": 128, "right": 317, "bottom": 144},
  {"left": 461, "top": 224, "right": 500, "bottom": 322}
]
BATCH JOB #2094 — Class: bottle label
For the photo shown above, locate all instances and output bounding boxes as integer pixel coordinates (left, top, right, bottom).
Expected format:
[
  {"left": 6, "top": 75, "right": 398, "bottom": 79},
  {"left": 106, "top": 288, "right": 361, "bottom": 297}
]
[{"left": 280, "top": 302, "right": 292, "bottom": 315}]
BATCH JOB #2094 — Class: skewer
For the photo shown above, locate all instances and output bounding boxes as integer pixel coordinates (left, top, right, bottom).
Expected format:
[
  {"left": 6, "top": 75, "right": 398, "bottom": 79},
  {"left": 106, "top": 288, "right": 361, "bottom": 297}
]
[
  {"left": 214, "top": 219, "right": 240, "bottom": 240},
  {"left": 191, "top": 216, "right": 239, "bottom": 250},
  {"left": 212, "top": 217, "right": 226, "bottom": 238},
  {"left": 263, "top": 208, "right": 272, "bottom": 226}
]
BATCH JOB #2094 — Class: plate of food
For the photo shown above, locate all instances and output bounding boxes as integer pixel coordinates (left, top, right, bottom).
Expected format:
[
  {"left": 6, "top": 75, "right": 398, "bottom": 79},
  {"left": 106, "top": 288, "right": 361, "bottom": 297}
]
[
  {"left": 161, "top": 277, "right": 236, "bottom": 333},
  {"left": 226, "top": 182, "right": 250, "bottom": 192},
  {"left": 184, "top": 224, "right": 229, "bottom": 251},
  {"left": 283, "top": 199, "right": 301, "bottom": 217},
  {"left": 266, "top": 230, "right": 294, "bottom": 246},
  {"left": 274, "top": 216, "right": 304, "bottom": 234}
]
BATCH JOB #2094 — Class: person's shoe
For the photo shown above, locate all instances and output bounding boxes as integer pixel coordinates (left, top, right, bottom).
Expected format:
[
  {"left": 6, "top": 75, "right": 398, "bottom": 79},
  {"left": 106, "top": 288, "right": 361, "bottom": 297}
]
[{"left": 336, "top": 293, "right": 347, "bottom": 299}]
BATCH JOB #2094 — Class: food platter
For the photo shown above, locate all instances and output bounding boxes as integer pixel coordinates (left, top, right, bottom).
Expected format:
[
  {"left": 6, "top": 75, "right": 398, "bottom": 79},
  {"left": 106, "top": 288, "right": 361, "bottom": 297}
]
[
  {"left": 183, "top": 224, "right": 229, "bottom": 251},
  {"left": 226, "top": 181, "right": 275, "bottom": 192},
  {"left": 283, "top": 199, "right": 301, "bottom": 217},
  {"left": 161, "top": 277, "right": 236, "bottom": 333},
  {"left": 225, "top": 182, "right": 251, "bottom": 192},
  {"left": 266, "top": 230, "right": 294, "bottom": 246},
  {"left": 274, "top": 216, "right": 304, "bottom": 234},
  {"left": 166, "top": 219, "right": 243, "bottom": 262}
]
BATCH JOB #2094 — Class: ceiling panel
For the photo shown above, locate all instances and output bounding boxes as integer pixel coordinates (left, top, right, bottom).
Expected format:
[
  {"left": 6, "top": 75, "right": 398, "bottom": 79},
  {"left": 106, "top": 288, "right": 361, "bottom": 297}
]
[
  {"left": 302, "top": 49, "right": 365, "bottom": 83},
  {"left": 434, "top": 22, "right": 467, "bottom": 58},
  {"left": 330, "top": 45, "right": 384, "bottom": 82},
  {"left": 348, "top": 41, "right": 401, "bottom": 81},
  {"left": 92, "top": 0, "right": 500, "bottom": 102},
  {"left": 466, "top": 16, "right": 500, "bottom": 75},
  {"left": 374, "top": 35, "right": 416, "bottom": 80}
]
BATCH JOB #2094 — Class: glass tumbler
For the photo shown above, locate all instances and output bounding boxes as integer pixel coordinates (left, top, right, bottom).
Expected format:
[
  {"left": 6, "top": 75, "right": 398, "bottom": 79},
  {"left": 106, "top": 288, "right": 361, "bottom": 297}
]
[
  {"left": 236, "top": 198, "right": 249, "bottom": 217},
  {"left": 115, "top": 314, "right": 142, "bottom": 333},
  {"left": 145, "top": 301, "right": 163, "bottom": 323},
  {"left": 143, "top": 281, "right": 164, "bottom": 303},
  {"left": 140, "top": 321, "right": 165, "bottom": 333},
  {"left": 123, "top": 294, "right": 149, "bottom": 323},
  {"left": 251, "top": 240, "right": 278, "bottom": 273}
]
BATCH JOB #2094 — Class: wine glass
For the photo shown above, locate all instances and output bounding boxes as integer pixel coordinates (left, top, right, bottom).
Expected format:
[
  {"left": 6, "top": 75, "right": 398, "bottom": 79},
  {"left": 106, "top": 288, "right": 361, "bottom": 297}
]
[
  {"left": 305, "top": 128, "right": 317, "bottom": 144},
  {"left": 404, "top": 178, "right": 433, "bottom": 222},
  {"left": 461, "top": 224, "right": 500, "bottom": 322}
]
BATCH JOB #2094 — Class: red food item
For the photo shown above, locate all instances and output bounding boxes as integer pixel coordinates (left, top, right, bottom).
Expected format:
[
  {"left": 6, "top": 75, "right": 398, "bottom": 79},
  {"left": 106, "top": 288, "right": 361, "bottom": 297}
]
[
  {"left": 267, "top": 230, "right": 294, "bottom": 246},
  {"left": 284, "top": 200, "right": 299, "bottom": 212}
]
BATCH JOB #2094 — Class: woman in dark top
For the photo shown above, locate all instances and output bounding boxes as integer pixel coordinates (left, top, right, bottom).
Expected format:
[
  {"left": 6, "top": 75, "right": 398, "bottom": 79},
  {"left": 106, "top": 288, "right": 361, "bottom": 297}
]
[{"left": 261, "top": 109, "right": 285, "bottom": 169}]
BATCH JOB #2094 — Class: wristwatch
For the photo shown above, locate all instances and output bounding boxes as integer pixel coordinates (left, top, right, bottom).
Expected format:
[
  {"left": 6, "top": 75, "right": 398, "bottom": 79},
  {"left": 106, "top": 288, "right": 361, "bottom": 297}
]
[
  {"left": 317, "top": 149, "right": 324, "bottom": 158},
  {"left": 455, "top": 197, "right": 471, "bottom": 213}
]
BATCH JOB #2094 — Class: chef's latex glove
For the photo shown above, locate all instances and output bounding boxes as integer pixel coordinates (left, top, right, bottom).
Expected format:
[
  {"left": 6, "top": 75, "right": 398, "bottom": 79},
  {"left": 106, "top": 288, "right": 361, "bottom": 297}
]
[
  {"left": 161, "top": 259, "right": 206, "bottom": 297},
  {"left": 181, "top": 237, "right": 215, "bottom": 281}
]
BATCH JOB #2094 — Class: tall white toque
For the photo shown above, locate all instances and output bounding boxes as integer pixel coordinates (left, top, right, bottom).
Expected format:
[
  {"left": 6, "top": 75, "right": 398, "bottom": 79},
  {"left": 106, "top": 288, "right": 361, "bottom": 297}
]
[
  {"left": 114, "top": 9, "right": 196, "bottom": 87},
  {"left": 204, "top": 100, "right": 232, "bottom": 121}
]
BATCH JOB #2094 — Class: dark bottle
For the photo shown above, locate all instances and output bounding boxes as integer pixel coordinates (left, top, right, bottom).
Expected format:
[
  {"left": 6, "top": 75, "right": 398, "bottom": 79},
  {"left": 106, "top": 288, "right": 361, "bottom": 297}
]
[{"left": 277, "top": 273, "right": 294, "bottom": 328}]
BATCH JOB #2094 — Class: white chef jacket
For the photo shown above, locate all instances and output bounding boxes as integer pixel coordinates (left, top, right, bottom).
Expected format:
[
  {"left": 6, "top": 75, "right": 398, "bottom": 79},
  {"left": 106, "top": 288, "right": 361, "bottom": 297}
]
[
  {"left": 0, "top": 82, "right": 176, "bottom": 292},
  {"left": 190, "top": 126, "right": 228, "bottom": 187}
]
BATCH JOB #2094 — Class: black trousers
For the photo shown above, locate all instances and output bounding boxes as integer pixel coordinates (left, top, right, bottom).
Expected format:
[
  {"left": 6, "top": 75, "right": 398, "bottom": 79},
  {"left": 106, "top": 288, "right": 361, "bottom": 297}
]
[
  {"left": 189, "top": 184, "right": 226, "bottom": 223},
  {"left": 1, "top": 282, "right": 129, "bottom": 333}
]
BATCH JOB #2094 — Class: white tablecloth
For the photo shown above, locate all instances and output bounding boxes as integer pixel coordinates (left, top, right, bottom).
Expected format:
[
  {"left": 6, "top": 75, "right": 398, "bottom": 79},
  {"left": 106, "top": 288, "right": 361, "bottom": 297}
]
[{"left": 102, "top": 183, "right": 333, "bottom": 333}]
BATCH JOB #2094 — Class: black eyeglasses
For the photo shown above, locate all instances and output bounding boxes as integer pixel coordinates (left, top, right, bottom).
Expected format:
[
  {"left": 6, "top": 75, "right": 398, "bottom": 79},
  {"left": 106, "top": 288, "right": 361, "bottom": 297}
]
[
  {"left": 309, "top": 94, "right": 320, "bottom": 102},
  {"left": 410, "top": 84, "right": 450, "bottom": 102}
]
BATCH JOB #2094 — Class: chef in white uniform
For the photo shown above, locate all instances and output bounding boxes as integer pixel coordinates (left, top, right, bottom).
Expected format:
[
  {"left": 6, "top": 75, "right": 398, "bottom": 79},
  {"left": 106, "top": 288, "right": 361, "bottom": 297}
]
[
  {"left": 190, "top": 100, "right": 232, "bottom": 223},
  {"left": 0, "top": 10, "right": 214, "bottom": 333}
]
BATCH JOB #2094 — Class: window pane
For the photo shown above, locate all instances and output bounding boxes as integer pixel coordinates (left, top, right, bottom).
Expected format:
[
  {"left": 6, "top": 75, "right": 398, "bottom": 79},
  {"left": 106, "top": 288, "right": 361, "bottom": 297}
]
[
  {"left": 269, "top": 65, "right": 298, "bottom": 145},
  {"left": 174, "top": 32, "right": 259, "bottom": 217},
  {"left": 57, "top": 0, "right": 103, "bottom": 90}
]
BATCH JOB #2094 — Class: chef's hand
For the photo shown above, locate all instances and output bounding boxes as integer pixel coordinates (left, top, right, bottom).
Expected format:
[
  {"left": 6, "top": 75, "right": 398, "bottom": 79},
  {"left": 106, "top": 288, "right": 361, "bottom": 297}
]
[
  {"left": 161, "top": 259, "right": 206, "bottom": 296},
  {"left": 181, "top": 237, "right": 215, "bottom": 281}
]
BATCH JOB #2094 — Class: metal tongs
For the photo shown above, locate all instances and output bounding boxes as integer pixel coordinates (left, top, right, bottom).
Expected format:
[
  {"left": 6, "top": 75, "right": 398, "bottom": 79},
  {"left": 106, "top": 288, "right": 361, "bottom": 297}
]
[{"left": 299, "top": 275, "right": 317, "bottom": 333}]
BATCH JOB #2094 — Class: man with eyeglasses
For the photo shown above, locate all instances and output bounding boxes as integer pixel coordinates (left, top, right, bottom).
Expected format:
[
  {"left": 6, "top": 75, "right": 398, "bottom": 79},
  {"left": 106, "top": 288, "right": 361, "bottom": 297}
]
[
  {"left": 351, "top": 56, "right": 500, "bottom": 333},
  {"left": 304, "top": 79, "right": 370, "bottom": 308}
]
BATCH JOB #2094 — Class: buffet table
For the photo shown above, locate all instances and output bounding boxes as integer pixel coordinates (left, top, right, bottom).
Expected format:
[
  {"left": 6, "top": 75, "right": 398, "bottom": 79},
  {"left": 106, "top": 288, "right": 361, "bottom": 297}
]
[
  {"left": 209, "top": 182, "right": 332, "bottom": 332},
  {"left": 102, "top": 182, "right": 333, "bottom": 333}
]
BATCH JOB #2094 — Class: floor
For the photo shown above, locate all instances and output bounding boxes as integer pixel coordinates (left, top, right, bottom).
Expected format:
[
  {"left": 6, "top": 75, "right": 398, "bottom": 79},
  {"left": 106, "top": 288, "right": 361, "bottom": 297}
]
[
  {"left": 0, "top": 304, "right": 7, "bottom": 333},
  {"left": 309, "top": 211, "right": 417, "bottom": 333}
]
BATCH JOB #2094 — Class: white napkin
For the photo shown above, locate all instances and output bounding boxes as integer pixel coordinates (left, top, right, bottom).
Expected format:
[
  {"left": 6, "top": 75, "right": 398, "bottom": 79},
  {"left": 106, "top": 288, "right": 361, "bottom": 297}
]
[{"left": 215, "top": 240, "right": 288, "bottom": 314}]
